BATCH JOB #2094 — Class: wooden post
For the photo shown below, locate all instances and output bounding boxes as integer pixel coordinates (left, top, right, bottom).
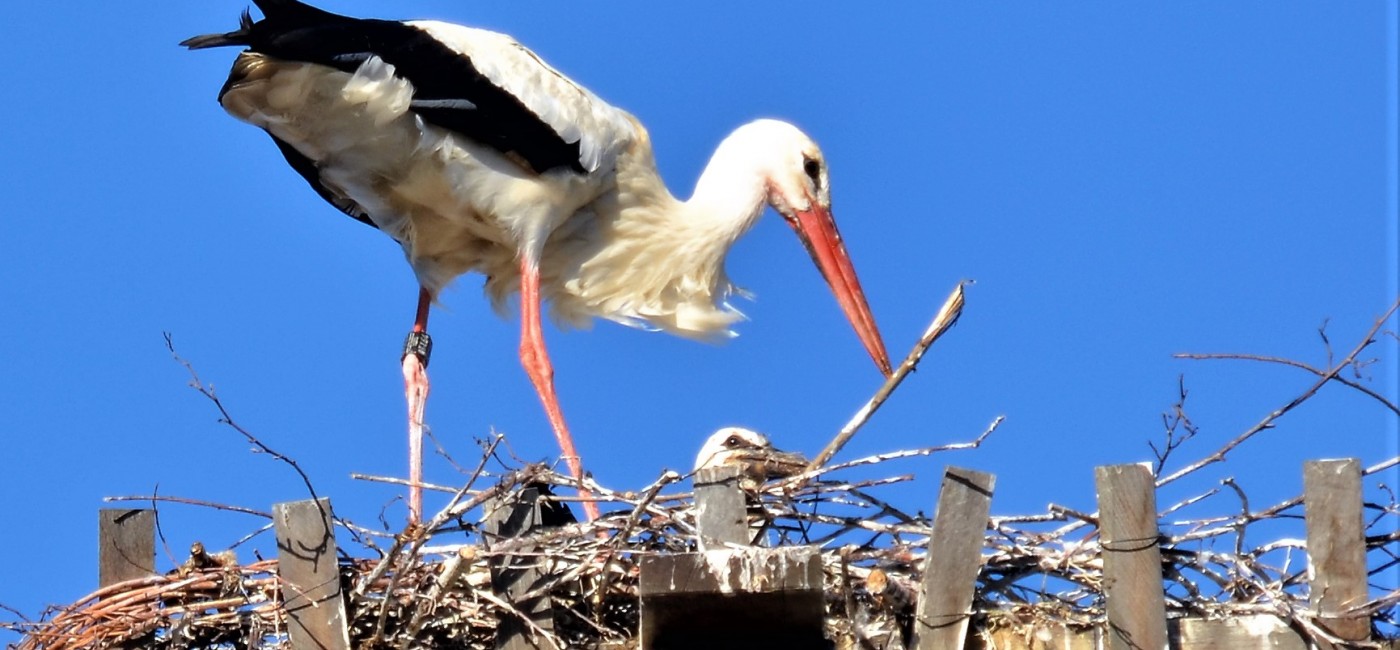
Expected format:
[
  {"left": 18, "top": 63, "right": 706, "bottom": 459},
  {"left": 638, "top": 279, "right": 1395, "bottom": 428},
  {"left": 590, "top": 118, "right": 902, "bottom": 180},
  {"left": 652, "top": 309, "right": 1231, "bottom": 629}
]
[
  {"left": 98, "top": 508, "right": 154, "bottom": 587},
  {"left": 485, "top": 485, "right": 557, "bottom": 650},
  {"left": 1303, "top": 459, "right": 1369, "bottom": 647},
  {"left": 273, "top": 498, "right": 350, "bottom": 650},
  {"left": 1095, "top": 463, "right": 1167, "bottom": 650},
  {"left": 693, "top": 465, "right": 748, "bottom": 550},
  {"left": 911, "top": 466, "right": 995, "bottom": 650}
]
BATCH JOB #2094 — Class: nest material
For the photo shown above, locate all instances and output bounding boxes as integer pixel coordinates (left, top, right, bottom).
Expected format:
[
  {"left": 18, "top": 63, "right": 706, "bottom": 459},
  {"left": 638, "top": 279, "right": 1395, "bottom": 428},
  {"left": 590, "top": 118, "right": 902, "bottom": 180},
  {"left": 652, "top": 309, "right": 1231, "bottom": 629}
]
[{"left": 9, "top": 448, "right": 1399, "bottom": 650}]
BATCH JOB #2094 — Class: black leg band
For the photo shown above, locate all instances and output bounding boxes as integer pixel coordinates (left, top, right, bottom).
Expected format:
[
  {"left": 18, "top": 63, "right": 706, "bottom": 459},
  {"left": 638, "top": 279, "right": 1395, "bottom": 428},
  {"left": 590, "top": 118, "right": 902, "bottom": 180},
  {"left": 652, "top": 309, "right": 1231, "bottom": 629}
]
[{"left": 403, "top": 331, "right": 433, "bottom": 369}]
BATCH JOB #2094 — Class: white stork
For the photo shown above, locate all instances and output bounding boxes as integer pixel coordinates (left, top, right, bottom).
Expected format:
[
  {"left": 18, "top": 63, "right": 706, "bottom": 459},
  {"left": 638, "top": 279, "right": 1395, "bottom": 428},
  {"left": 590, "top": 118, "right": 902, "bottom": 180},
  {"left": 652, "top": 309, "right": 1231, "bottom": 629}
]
[{"left": 184, "top": 0, "right": 892, "bottom": 523}]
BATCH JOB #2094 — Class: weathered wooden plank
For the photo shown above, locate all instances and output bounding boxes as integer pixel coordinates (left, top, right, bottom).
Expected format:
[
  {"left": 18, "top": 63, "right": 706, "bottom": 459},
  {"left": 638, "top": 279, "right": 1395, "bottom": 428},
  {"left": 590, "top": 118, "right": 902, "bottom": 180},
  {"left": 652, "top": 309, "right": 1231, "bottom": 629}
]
[
  {"left": 98, "top": 508, "right": 154, "bottom": 587},
  {"left": 485, "top": 485, "right": 557, "bottom": 650},
  {"left": 1303, "top": 458, "right": 1370, "bottom": 648},
  {"left": 639, "top": 547, "right": 826, "bottom": 650},
  {"left": 1169, "top": 615, "right": 1307, "bottom": 649},
  {"left": 970, "top": 615, "right": 1321, "bottom": 649},
  {"left": 970, "top": 622, "right": 1097, "bottom": 650},
  {"left": 1095, "top": 463, "right": 1168, "bottom": 650},
  {"left": 273, "top": 498, "right": 349, "bottom": 650},
  {"left": 911, "top": 466, "right": 996, "bottom": 650},
  {"left": 693, "top": 465, "right": 749, "bottom": 550},
  {"left": 640, "top": 546, "right": 823, "bottom": 595}
]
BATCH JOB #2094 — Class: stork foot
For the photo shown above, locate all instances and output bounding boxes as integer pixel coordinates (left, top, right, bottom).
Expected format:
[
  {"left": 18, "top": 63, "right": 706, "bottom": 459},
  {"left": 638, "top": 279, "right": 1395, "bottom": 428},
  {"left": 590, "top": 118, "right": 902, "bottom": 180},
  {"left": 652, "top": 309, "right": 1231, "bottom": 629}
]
[{"left": 402, "top": 332, "right": 432, "bottom": 524}]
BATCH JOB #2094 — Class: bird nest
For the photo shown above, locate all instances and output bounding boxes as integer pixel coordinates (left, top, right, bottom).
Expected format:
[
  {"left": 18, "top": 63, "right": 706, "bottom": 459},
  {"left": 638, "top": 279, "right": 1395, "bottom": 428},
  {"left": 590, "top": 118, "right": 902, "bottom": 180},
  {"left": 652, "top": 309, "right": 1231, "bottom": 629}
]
[
  {"left": 9, "top": 291, "right": 1399, "bottom": 649},
  {"left": 9, "top": 442, "right": 1399, "bottom": 650}
]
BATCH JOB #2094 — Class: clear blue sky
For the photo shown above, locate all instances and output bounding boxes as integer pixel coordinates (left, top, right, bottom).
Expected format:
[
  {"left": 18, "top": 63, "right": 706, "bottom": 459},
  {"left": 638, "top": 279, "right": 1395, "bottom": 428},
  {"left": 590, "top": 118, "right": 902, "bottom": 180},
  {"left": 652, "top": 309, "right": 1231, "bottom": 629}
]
[{"left": 0, "top": 2, "right": 1395, "bottom": 638}]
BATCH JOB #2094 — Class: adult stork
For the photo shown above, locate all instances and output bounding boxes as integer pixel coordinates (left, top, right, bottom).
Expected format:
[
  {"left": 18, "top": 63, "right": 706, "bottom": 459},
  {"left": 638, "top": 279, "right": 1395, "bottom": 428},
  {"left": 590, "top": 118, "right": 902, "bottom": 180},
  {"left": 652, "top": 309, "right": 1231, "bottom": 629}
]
[{"left": 184, "top": 0, "right": 892, "bottom": 522}]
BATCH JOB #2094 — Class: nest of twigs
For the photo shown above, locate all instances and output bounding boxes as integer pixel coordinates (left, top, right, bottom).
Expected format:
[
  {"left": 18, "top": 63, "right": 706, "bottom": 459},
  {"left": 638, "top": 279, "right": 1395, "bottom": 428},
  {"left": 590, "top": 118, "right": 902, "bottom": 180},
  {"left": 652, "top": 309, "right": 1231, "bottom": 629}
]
[
  {"left": 10, "top": 443, "right": 1399, "bottom": 650},
  {"left": 10, "top": 290, "right": 1399, "bottom": 649}
]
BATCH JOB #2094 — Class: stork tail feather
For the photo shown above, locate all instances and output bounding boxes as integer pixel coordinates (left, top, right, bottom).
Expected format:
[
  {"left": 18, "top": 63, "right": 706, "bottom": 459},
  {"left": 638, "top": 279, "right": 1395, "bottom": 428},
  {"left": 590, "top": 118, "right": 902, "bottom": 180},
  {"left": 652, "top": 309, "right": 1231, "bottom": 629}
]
[
  {"left": 179, "top": 9, "right": 254, "bottom": 49},
  {"left": 181, "top": 0, "right": 355, "bottom": 50}
]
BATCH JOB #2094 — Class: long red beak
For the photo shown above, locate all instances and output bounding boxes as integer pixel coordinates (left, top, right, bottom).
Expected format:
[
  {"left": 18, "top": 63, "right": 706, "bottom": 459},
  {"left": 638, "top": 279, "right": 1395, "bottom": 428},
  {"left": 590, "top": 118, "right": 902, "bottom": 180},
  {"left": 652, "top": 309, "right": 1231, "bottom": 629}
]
[{"left": 786, "top": 203, "right": 892, "bottom": 376}]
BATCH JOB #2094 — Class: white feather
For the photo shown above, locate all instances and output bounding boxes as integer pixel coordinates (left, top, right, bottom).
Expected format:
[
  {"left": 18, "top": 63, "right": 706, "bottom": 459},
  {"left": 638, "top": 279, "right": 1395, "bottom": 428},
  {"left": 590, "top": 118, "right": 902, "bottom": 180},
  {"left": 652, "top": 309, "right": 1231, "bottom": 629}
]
[{"left": 341, "top": 56, "right": 414, "bottom": 126}]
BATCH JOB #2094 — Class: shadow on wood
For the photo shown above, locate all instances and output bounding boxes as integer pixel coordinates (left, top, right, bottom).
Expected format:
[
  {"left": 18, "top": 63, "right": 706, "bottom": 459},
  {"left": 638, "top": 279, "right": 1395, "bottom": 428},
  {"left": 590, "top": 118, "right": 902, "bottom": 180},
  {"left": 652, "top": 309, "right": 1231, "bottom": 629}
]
[
  {"left": 912, "top": 466, "right": 995, "bottom": 650},
  {"left": 273, "top": 498, "right": 349, "bottom": 650},
  {"left": 98, "top": 509, "right": 154, "bottom": 588},
  {"left": 486, "top": 484, "right": 562, "bottom": 650}
]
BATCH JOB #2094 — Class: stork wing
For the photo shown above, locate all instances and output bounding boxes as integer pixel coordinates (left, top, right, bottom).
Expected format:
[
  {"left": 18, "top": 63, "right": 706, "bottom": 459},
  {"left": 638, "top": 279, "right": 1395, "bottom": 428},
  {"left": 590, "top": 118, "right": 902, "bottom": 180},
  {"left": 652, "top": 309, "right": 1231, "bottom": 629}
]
[
  {"left": 405, "top": 21, "right": 635, "bottom": 177},
  {"left": 224, "top": 3, "right": 633, "bottom": 176}
]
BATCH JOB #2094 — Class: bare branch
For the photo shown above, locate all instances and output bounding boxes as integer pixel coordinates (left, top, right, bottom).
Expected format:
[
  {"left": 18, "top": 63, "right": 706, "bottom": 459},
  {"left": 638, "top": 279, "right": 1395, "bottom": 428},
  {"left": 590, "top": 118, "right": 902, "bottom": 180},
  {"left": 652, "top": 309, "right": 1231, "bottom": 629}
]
[
  {"left": 1173, "top": 352, "right": 1399, "bottom": 416},
  {"left": 807, "top": 281, "right": 969, "bottom": 471},
  {"left": 163, "top": 332, "right": 322, "bottom": 505},
  {"left": 1158, "top": 297, "right": 1400, "bottom": 487},
  {"left": 103, "top": 495, "right": 271, "bottom": 519}
]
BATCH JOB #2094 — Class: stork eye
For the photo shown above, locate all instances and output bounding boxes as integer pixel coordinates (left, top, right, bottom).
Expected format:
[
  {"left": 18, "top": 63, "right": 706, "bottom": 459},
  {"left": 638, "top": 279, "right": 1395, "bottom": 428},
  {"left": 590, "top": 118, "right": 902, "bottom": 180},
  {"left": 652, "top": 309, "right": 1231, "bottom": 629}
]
[
  {"left": 724, "top": 435, "right": 742, "bottom": 447},
  {"left": 803, "top": 157, "right": 822, "bottom": 186}
]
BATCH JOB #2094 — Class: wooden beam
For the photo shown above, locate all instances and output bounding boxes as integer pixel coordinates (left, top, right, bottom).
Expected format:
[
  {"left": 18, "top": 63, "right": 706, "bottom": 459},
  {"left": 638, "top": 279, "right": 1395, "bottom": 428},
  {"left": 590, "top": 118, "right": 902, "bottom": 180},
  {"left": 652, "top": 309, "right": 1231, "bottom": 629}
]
[
  {"left": 969, "top": 622, "right": 1097, "bottom": 649},
  {"left": 1095, "top": 463, "right": 1167, "bottom": 650},
  {"left": 639, "top": 546, "right": 826, "bottom": 650},
  {"left": 971, "top": 615, "right": 1322, "bottom": 649},
  {"left": 693, "top": 465, "right": 748, "bottom": 550},
  {"left": 1303, "top": 458, "right": 1370, "bottom": 647},
  {"left": 98, "top": 508, "right": 154, "bottom": 588},
  {"left": 911, "top": 466, "right": 995, "bottom": 650},
  {"left": 273, "top": 498, "right": 349, "bottom": 650},
  {"left": 485, "top": 485, "right": 557, "bottom": 650},
  {"left": 1170, "top": 615, "right": 1307, "bottom": 649}
]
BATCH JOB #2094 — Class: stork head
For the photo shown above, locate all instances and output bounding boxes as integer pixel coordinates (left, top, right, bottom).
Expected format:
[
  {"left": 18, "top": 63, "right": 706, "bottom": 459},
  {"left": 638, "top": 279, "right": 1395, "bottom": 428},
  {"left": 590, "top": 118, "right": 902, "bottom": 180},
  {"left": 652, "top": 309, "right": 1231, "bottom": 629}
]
[
  {"left": 738, "top": 119, "right": 892, "bottom": 376},
  {"left": 694, "top": 426, "right": 808, "bottom": 488}
]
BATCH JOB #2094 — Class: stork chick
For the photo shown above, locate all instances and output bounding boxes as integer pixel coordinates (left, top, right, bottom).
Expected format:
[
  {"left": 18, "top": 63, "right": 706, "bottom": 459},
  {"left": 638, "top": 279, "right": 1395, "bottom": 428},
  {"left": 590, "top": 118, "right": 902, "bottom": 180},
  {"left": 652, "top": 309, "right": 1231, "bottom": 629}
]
[{"left": 694, "top": 427, "right": 808, "bottom": 490}]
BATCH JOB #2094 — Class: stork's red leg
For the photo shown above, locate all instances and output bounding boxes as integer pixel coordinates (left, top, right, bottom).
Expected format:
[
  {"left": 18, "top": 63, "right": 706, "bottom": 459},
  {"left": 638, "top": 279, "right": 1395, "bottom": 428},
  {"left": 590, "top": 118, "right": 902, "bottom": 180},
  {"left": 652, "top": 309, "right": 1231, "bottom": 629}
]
[
  {"left": 402, "top": 287, "right": 432, "bottom": 524},
  {"left": 518, "top": 258, "right": 600, "bottom": 521}
]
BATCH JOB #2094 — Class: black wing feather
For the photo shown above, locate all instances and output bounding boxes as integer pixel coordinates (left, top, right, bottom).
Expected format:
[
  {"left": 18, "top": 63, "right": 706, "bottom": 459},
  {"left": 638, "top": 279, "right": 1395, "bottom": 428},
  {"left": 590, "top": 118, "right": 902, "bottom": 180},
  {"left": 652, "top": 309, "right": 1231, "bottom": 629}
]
[
  {"left": 189, "top": 0, "right": 585, "bottom": 175},
  {"left": 267, "top": 133, "right": 377, "bottom": 229}
]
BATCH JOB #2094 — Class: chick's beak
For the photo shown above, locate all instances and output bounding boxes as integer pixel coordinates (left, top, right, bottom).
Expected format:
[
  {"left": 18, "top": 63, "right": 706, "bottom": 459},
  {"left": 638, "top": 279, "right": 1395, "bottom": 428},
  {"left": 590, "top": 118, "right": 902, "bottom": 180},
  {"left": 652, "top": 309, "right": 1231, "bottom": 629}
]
[
  {"left": 730, "top": 446, "right": 809, "bottom": 481},
  {"left": 757, "top": 447, "right": 810, "bottom": 479}
]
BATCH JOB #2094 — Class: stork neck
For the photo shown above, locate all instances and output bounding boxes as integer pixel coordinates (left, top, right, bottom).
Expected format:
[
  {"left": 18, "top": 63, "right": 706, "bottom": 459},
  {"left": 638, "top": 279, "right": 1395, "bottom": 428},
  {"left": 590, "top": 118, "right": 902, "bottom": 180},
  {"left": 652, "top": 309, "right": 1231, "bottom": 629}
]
[{"left": 682, "top": 138, "right": 770, "bottom": 242}]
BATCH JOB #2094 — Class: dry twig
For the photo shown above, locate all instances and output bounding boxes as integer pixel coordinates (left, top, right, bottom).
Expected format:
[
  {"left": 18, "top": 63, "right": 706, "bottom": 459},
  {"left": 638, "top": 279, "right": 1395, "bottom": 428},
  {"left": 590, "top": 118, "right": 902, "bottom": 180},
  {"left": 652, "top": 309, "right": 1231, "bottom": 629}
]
[{"left": 806, "top": 281, "right": 969, "bottom": 471}]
